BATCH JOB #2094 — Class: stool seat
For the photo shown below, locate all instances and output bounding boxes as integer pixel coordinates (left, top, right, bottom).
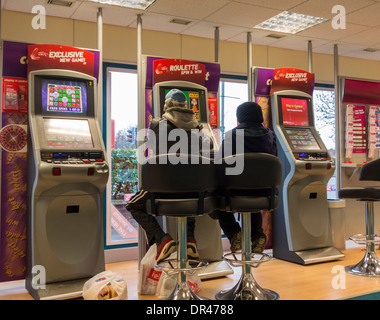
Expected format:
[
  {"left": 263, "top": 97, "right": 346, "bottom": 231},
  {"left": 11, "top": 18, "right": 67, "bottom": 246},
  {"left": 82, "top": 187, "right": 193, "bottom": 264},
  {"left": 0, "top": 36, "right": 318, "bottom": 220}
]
[
  {"left": 217, "top": 196, "right": 278, "bottom": 212},
  {"left": 339, "top": 188, "right": 380, "bottom": 201},
  {"left": 147, "top": 196, "right": 216, "bottom": 217}
]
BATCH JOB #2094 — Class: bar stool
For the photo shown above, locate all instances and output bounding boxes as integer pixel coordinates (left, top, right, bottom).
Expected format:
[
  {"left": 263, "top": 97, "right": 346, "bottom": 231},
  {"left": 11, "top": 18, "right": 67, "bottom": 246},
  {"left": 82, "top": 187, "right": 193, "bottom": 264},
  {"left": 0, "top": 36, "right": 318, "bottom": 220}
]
[
  {"left": 339, "top": 158, "right": 380, "bottom": 277},
  {"left": 142, "top": 153, "right": 216, "bottom": 300},
  {"left": 215, "top": 153, "right": 282, "bottom": 300}
]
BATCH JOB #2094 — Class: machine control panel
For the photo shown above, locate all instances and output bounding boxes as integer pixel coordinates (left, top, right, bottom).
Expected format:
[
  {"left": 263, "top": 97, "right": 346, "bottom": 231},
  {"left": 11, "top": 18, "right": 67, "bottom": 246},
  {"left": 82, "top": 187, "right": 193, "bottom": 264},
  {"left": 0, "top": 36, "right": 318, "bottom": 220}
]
[
  {"left": 41, "top": 151, "right": 104, "bottom": 164},
  {"left": 293, "top": 152, "right": 331, "bottom": 161}
]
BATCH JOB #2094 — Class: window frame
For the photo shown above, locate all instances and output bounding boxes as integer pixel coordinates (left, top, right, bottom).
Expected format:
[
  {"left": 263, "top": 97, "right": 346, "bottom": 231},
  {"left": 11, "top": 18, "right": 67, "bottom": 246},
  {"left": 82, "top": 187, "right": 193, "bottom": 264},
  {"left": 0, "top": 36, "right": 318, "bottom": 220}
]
[
  {"left": 312, "top": 83, "right": 337, "bottom": 199},
  {"left": 103, "top": 62, "right": 138, "bottom": 251}
]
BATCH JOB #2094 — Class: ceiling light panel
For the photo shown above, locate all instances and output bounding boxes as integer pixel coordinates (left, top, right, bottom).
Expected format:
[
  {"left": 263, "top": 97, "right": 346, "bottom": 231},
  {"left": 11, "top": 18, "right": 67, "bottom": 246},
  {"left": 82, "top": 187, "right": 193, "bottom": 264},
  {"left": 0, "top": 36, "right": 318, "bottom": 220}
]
[
  {"left": 88, "top": 0, "right": 156, "bottom": 10},
  {"left": 254, "top": 11, "right": 327, "bottom": 34}
]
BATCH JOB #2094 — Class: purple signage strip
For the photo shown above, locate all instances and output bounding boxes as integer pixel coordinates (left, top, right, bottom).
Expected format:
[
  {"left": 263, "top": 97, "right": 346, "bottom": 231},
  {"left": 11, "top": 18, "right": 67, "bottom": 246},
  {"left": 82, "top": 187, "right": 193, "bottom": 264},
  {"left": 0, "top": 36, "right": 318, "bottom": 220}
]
[{"left": 254, "top": 67, "right": 274, "bottom": 96}]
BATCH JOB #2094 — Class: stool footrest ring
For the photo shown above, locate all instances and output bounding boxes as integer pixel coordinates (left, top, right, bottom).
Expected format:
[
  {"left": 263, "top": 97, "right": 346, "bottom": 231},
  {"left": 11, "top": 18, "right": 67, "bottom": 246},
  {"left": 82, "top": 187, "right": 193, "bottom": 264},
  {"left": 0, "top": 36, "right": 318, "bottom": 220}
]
[
  {"left": 155, "top": 259, "right": 208, "bottom": 275},
  {"left": 349, "top": 234, "right": 380, "bottom": 245},
  {"left": 223, "top": 251, "right": 273, "bottom": 268}
]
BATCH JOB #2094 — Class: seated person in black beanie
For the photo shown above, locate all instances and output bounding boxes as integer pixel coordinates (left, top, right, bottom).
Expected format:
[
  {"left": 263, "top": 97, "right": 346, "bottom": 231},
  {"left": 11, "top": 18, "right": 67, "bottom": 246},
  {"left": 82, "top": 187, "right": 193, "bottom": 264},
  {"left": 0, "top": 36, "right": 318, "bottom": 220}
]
[{"left": 213, "top": 101, "right": 277, "bottom": 253}]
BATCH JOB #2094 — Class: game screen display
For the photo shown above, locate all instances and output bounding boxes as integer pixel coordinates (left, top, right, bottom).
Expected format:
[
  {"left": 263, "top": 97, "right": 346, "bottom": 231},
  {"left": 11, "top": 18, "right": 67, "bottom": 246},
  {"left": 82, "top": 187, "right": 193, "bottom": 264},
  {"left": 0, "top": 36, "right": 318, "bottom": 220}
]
[
  {"left": 41, "top": 79, "right": 88, "bottom": 115},
  {"left": 285, "top": 128, "right": 321, "bottom": 150},
  {"left": 43, "top": 118, "right": 93, "bottom": 148},
  {"left": 162, "top": 88, "right": 204, "bottom": 121},
  {"left": 281, "top": 97, "right": 310, "bottom": 126}
]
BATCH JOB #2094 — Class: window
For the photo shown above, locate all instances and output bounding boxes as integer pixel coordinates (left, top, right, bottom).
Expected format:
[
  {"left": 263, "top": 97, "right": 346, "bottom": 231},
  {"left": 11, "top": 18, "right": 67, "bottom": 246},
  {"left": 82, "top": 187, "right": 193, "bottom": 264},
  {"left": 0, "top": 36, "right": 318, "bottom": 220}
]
[
  {"left": 313, "top": 87, "right": 337, "bottom": 199},
  {"left": 220, "top": 79, "right": 248, "bottom": 137},
  {"left": 106, "top": 65, "right": 139, "bottom": 246}
]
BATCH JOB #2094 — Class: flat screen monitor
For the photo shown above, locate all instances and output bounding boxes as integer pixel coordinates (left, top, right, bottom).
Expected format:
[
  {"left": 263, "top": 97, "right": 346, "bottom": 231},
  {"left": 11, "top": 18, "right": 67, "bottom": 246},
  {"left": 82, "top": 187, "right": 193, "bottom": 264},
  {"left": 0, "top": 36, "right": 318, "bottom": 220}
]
[
  {"left": 42, "top": 79, "right": 87, "bottom": 115},
  {"left": 284, "top": 128, "right": 321, "bottom": 150},
  {"left": 43, "top": 118, "right": 94, "bottom": 149},
  {"left": 280, "top": 97, "right": 311, "bottom": 126},
  {"left": 33, "top": 76, "right": 95, "bottom": 117},
  {"left": 158, "top": 86, "right": 207, "bottom": 122}
]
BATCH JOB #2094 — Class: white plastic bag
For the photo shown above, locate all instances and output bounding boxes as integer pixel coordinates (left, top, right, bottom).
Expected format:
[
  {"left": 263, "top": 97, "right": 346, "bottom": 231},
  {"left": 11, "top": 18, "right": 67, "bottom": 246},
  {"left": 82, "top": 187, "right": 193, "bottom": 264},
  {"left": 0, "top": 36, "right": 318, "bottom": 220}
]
[
  {"left": 138, "top": 244, "right": 162, "bottom": 295},
  {"left": 82, "top": 271, "right": 128, "bottom": 300}
]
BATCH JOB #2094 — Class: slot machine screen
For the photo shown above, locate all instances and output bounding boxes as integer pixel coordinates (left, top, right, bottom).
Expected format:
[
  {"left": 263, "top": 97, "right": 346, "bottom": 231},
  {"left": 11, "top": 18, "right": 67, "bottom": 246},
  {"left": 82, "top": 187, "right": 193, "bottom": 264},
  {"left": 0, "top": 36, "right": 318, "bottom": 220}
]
[
  {"left": 41, "top": 79, "right": 88, "bottom": 115},
  {"left": 158, "top": 87, "right": 207, "bottom": 122},
  {"left": 280, "top": 97, "right": 310, "bottom": 126}
]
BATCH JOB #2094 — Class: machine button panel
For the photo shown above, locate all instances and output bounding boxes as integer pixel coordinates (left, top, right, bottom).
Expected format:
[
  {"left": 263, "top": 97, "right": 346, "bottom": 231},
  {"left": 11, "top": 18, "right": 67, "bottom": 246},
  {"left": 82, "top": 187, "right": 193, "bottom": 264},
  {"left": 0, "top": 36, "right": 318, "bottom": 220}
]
[
  {"left": 294, "top": 152, "right": 331, "bottom": 161},
  {"left": 41, "top": 151, "right": 105, "bottom": 165}
]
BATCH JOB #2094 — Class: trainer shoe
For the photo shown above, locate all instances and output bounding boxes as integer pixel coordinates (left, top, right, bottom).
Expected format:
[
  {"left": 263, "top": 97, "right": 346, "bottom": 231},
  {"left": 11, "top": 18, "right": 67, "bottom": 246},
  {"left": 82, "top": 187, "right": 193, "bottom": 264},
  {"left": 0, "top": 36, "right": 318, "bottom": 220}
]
[
  {"left": 156, "top": 234, "right": 176, "bottom": 263},
  {"left": 252, "top": 234, "right": 267, "bottom": 253},
  {"left": 187, "top": 237, "right": 200, "bottom": 260},
  {"left": 230, "top": 231, "right": 242, "bottom": 252}
]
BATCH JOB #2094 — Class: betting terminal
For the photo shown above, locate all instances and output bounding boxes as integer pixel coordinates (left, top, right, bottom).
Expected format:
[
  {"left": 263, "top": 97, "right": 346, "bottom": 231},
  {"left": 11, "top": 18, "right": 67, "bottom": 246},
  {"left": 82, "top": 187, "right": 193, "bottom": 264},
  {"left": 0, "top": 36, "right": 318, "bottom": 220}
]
[{"left": 26, "top": 69, "right": 109, "bottom": 299}]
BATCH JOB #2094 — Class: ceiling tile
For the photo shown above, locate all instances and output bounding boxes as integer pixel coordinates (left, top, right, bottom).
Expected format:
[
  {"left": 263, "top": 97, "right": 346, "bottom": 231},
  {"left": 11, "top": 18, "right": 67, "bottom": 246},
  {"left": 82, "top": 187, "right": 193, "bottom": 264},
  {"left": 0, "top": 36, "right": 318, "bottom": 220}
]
[
  {"left": 339, "top": 27, "right": 380, "bottom": 47},
  {"left": 182, "top": 22, "right": 247, "bottom": 41},
  {"left": 4, "top": 0, "right": 84, "bottom": 18},
  {"left": 233, "top": 0, "right": 308, "bottom": 11},
  {"left": 72, "top": 1, "right": 137, "bottom": 25},
  {"left": 312, "top": 42, "right": 364, "bottom": 55},
  {"left": 131, "top": 12, "right": 193, "bottom": 33},
  {"left": 298, "top": 21, "right": 369, "bottom": 41},
  {"left": 291, "top": 0, "right": 375, "bottom": 18},
  {"left": 147, "top": 0, "right": 230, "bottom": 20},
  {"left": 205, "top": 2, "right": 282, "bottom": 28},
  {"left": 346, "top": 2, "right": 380, "bottom": 27},
  {"left": 270, "top": 35, "right": 330, "bottom": 51}
]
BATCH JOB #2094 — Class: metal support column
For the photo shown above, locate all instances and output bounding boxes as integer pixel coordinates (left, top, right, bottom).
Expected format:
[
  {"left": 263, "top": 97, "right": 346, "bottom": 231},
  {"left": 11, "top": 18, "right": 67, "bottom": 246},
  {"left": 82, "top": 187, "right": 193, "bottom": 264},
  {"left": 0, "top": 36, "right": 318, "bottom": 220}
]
[
  {"left": 334, "top": 44, "right": 341, "bottom": 191},
  {"left": 247, "top": 32, "right": 253, "bottom": 101},
  {"left": 307, "top": 40, "right": 313, "bottom": 73},
  {"left": 137, "top": 14, "right": 147, "bottom": 265}
]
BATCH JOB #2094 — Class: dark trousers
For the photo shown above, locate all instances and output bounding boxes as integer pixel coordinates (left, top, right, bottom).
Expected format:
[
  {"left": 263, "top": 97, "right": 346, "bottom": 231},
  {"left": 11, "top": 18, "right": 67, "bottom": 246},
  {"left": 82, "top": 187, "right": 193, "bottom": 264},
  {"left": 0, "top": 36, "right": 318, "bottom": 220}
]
[
  {"left": 126, "top": 189, "right": 195, "bottom": 246},
  {"left": 213, "top": 210, "right": 264, "bottom": 241}
]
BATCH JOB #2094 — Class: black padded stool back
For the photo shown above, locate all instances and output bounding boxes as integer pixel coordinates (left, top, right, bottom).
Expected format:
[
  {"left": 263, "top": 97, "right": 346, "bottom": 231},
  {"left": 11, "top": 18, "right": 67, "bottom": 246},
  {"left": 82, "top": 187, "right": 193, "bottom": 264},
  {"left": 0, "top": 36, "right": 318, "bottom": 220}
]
[
  {"left": 360, "top": 158, "right": 380, "bottom": 182},
  {"left": 217, "top": 153, "right": 282, "bottom": 212},
  {"left": 142, "top": 153, "right": 217, "bottom": 217}
]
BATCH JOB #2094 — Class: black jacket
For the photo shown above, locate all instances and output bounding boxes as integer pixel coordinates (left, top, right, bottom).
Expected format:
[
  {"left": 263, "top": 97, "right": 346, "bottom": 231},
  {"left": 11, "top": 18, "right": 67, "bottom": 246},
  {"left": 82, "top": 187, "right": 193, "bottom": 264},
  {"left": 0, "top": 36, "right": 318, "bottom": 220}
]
[{"left": 216, "top": 122, "right": 277, "bottom": 160}]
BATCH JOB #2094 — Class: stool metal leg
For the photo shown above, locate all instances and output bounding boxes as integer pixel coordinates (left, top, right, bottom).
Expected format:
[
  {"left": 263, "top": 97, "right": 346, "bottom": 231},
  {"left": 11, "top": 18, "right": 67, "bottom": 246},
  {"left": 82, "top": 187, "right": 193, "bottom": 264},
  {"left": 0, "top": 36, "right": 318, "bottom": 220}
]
[
  {"left": 167, "top": 217, "right": 205, "bottom": 300},
  {"left": 216, "top": 212, "right": 279, "bottom": 300},
  {"left": 346, "top": 201, "right": 380, "bottom": 277}
]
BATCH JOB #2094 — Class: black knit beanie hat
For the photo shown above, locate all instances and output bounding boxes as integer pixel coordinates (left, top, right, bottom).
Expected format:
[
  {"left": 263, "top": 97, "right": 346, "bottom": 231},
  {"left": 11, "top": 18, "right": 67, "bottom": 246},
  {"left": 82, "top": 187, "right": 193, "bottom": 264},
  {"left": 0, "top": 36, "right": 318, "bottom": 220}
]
[{"left": 236, "top": 101, "right": 264, "bottom": 123}]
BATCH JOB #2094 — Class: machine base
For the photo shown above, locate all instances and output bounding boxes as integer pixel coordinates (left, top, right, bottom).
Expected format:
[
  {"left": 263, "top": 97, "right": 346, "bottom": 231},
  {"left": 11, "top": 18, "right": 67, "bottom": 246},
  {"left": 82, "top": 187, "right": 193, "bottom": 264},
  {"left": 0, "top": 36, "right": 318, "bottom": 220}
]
[
  {"left": 215, "top": 273, "right": 279, "bottom": 300},
  {"left": 26, "top": 277, "right": 88, "bottom": 300},
  {"left": 345, "top": 250, "right": 380, "bottom": 277},
  {"left": 274, "top": 246, "right": 345, "bottom": 265}
]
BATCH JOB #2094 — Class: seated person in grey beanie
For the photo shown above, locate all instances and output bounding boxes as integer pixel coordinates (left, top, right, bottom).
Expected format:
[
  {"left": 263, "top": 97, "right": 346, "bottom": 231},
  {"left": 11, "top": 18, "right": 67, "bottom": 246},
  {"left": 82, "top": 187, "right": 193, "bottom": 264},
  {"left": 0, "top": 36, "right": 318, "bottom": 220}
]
[
  {"left": 213, "top": 101, "right": 277, "bottom": 253},
  {"left": 126, "top": 89, "right": 212, "bottom": 263}
]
